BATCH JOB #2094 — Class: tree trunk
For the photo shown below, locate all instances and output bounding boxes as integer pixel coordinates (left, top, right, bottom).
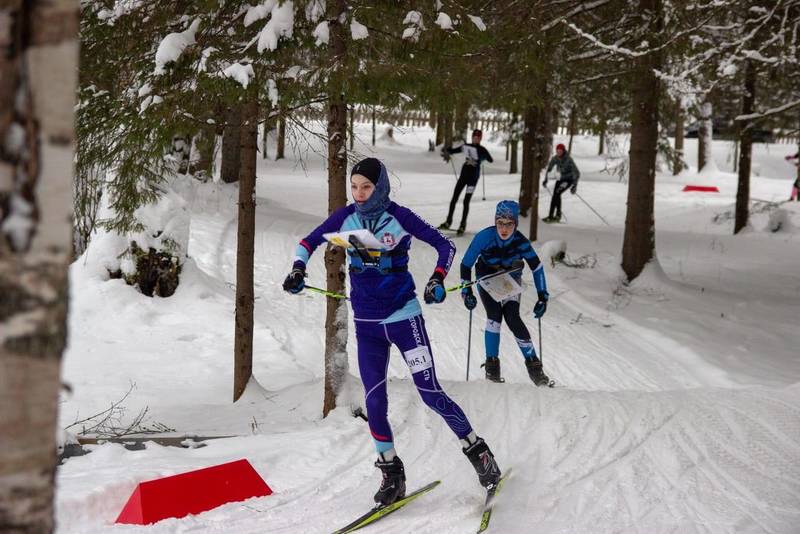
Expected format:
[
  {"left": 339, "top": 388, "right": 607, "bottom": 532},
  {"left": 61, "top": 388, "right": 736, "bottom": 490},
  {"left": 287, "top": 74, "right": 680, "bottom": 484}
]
[
  {"left": 221, "top": 104, "right": 242, "bottom": 183},
  {"left": 509, "top": 114, "right": 519, "bottom": 174},
  {"left": 348, "top": 104, "right": 354, "bottom": 150},
  {"left": 191, "top": 125, "right": 215, "bottom": 179},
  {"left": 734, "top": 61, "right": 756, "bottom": 235},
  {"left": 371, "top": 106, "right": 376, "bottom": 146},
  {"left": 261, "top": 110, "right": 269, "bottom": 160},
  {"left": 519, "top": 106, "right": 536, "bottom": 218},
  {"left": 435, "top": 111, "right": 444, "bottom": 146},
  {"left": 233, "top": 97, "right": 258, "bottom": 402},
  {"left": 697, "top": 101, "right": 712, "bottom": 171},
  {"left": 598, "top": 121, "right": 606, "bottom": 155},
  {"left": 567, "top": 106, "right": 577, "bottom": 153},
  {"left": 622, "top": 0, "right": 662, "bottom": 281},
  {"left": 0, "top": 1, "right": 77, "bottom": 531},
  {"left": 323, "top": 0, "right": 349, "bottom": 419},
  {"left": 673, "top": 103, "right": 684, "bottom": 175},
  {"left": 455, "top": 100, "right": 468, "bottom": 142},
  {"left": 276, "top": 111, "right": 286, "bottom": 160},
  {"left": 443, "top": 110, "right": 454, "bottom": 149}
]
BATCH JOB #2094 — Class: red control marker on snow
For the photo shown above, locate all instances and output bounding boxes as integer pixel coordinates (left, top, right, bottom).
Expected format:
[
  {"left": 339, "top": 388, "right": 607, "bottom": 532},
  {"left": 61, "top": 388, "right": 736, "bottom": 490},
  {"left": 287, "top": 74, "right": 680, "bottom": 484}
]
[
  {"left": 682, "top": 185, "right": 719, "bottom": 192},
  {"left": 115, "top": 459, "right": 272, "bottom": 525}
]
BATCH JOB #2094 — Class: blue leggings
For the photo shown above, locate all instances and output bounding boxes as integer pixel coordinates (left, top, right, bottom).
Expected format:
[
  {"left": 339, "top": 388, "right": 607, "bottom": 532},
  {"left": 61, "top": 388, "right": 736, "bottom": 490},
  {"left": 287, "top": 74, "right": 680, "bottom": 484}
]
[{"left": 355, "top": 315, "right": 473, "bottom": 452}]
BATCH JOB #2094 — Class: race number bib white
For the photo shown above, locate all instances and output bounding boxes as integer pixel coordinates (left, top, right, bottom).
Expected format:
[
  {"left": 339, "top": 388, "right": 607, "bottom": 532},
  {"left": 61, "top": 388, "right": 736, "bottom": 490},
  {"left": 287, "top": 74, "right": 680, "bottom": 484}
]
[
  {"left": 464, "top": 145, "right": 479, "bottom": 166},
  {"left": 479, "top": 273, "right": 523, "bottom": 301},
  {"left": 403, "top": 345, "right": 433, "bottom": 374}
]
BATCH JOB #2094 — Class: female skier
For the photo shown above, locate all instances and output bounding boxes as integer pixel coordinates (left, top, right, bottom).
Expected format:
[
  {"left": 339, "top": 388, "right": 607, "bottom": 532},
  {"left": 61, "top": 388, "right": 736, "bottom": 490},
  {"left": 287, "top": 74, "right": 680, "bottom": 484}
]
[
  {"left": 283, "top": 157, "right": 501, "bottom": 505},
  {"left": 459, "top": 200, "right": 552, "bottom": 386}
]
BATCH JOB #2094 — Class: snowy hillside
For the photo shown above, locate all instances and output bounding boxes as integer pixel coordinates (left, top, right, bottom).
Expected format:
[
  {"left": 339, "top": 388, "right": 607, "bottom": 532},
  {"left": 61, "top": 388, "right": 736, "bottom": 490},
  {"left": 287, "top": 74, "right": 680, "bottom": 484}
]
[{"left": 57, "top": 125, "right": 800, "bottom": 533}]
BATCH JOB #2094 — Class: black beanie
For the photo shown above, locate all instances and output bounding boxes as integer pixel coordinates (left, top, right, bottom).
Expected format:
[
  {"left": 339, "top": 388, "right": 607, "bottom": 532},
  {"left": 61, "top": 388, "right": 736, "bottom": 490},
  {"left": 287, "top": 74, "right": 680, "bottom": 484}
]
[
  {"left": 351, "top": 157, "right": 383, "bottom": 185},
  {"left": 472, "top": 129, "right": 483, "bottom": 138}
]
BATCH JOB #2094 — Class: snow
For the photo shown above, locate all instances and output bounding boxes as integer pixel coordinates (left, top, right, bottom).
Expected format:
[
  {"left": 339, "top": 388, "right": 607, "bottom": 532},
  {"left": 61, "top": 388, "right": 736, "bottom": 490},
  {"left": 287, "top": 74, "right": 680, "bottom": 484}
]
[
  {"left": 467, "top": 14, "right": 486, "bottom": 31},
  {"left": 256, "top": 1, "right": 294, "bottom": 53},
  {"left": 435, "top": 12, "right": 453, "bottom": 30},
  {"left": 243, "top": 0, "right": 277, "bottom": 27},
  {"left": 58, "top": 124, "right": 800, "bottom": 532},
  {"left": 222, "top": 62, "right": 255, "bottom": 89},
  {"left": 350, "top": 18, "right": 368, "bottom": 40},
  {"left": 154, "top": 19, "right": 200, "bottom": 75},
  {"left": 312, "top": 21, "right": 329, "bottom": 46}
]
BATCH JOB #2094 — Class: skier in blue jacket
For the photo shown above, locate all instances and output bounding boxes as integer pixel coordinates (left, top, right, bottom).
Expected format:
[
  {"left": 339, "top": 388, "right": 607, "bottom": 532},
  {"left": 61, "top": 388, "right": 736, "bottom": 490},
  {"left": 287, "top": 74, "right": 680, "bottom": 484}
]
[
  {"left": 460, "top": 200, "right": 551, "bottom": 386},
  {"left": 283, "top": 158, "right": 501, "bottom": 506}
]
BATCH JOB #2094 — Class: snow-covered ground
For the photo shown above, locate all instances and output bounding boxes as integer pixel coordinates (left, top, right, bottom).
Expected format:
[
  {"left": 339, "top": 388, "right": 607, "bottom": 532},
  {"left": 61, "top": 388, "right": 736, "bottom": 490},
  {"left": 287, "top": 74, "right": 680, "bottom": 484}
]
[{"left": 57, "top": 124, "right": 800, "bottom": 533}]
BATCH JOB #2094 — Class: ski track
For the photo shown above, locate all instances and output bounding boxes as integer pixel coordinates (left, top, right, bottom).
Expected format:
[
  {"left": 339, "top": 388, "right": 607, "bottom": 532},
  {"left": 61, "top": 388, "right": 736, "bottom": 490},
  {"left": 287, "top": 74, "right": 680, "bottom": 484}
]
[{"left": 57, "top": 131, "right": 800, "bottom": 533}]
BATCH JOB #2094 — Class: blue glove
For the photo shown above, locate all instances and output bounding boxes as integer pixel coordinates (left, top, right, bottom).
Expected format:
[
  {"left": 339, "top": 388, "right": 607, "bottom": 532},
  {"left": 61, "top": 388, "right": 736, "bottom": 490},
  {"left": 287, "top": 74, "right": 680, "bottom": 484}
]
[
  {"left": 533, "top": 291, "right": 548, "bottom": 318},
  {"left": 462, "top": 287, "right": 477, "bottom": 310},
  {"left": 424, "top": 272, "right": 446, "bottom": 304},
  {"left": 283, "top": 267, "right": 306, "bottom": 294}
]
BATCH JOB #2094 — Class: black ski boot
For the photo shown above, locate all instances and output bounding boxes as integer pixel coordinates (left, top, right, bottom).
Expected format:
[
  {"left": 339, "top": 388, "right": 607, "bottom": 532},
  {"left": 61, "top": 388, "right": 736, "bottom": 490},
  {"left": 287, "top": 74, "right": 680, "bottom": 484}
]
[
  {"left": 374, "top": 455, "right": 406, "bottom": 506},
  {"left": 482, "top": 358, "right": 503, "bottom": 383},
  {"left": 462, "top": 437, "right": 502, "bottom": 488},
  {"left": 525, "top": 358, "right": 551, "bottom": 387},
  {"left": 438, "top": 221, "right": 451, "bottom": 230},
  {"left": 456, "top": 224, "right": 466, "bottom": 236}
]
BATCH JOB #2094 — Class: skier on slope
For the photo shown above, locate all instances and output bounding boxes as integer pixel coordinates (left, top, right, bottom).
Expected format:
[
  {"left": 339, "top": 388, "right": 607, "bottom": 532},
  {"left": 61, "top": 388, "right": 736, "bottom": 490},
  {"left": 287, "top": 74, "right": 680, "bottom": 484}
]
[
  {"left": 459, "top": 200, "right": 551, "bottom": 386},
  {"left": 283, "top": 157, "right": 502, "bottom": 506},
  {"left": 542, "top": 143, "right": 581, "bottom": 223},
  {"left": 786, "top": 151, "right": 799, "bottom": 201},
  {"left": 438, "top": 129, "right": 494, "bottom": 236}
]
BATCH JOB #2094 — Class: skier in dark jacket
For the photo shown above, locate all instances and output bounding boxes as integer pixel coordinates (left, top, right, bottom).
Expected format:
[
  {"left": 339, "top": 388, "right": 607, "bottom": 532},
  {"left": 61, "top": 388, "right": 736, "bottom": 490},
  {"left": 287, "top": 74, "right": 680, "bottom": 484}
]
[
  {"left": 438, "top": 129, "right": 494, "bottom": 235},
  {"left": 543, "top": 143, "right": 580, "bottom": 223},
  {"left": 283, "top": 158, "right": 502, "bottom": 507},
  {"left": 459, "top": 200, "right": 551, "bottom": 386}
]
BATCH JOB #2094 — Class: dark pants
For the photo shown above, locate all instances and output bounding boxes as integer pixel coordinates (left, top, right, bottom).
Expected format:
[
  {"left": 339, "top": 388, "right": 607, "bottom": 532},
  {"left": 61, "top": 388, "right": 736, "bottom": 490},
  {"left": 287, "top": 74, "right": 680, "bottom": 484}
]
[
  {"left": 548, "top": 179, "right": 572, "bottom": 218},
  {"left": 478, "top": 286, "right": 538, "bottom": 361},
  {"left": 445, "top": 172, "right": 479, "bottom": 228},
  {"left": 355, "top": 314, "right": 473, "bottom": 451}
]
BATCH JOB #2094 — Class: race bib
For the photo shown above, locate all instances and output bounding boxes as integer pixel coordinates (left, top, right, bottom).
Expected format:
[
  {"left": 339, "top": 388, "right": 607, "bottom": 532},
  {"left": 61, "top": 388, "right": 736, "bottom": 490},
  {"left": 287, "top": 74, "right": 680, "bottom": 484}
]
[{"left": 403, "top": 345, "right": 433, "bottom": 374}]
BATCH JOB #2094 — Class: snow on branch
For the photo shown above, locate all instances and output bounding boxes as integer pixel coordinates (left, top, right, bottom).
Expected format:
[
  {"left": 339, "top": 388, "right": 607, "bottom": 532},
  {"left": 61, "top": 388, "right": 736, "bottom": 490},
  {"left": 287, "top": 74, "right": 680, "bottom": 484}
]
[
  {"left": 735, "top": 98, "right": 800, "bottom": 122},
  {"left": 542, "top": 0, "right": 611, "bottom": 32},
  {"left": 155, "top": 18, "right": 201, "bottom": 75}
]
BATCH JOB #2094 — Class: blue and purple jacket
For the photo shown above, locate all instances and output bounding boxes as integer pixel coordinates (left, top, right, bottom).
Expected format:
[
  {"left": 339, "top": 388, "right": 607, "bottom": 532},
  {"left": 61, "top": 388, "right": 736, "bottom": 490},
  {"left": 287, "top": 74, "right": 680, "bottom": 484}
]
[{"left": 293, "top": 202, "right": 455, "bottom": 321}]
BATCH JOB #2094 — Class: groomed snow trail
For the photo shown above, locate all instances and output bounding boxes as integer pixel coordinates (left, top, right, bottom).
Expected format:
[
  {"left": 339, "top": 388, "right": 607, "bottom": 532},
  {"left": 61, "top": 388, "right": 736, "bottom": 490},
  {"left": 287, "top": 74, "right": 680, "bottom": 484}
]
[{"left": 57, "top": 127, "right": 800, "bottom": 533}]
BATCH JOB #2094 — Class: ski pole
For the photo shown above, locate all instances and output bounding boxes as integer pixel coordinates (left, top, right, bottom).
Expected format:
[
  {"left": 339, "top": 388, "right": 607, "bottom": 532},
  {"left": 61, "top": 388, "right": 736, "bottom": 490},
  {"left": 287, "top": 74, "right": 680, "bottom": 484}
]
[
  {"left": 481, "top": 164, "right": 486, "bottom": 201},
  {"left": 466, "top": 308, "right": 472, "bottom": 381},
  {"left": 538, "top": 317, "right": 543, "bottom": 366},
  {"left": 446, "top": 265, "right": 524, "bottom": 293},
  {"left": 575, "top": 192, "right": 610, "bottom": 226},
  {"left": 449, "top": 158, "right": 459, "bottom": 180},
  {"left": 305, "top": 285, "right": 349, "bottom": 300}
]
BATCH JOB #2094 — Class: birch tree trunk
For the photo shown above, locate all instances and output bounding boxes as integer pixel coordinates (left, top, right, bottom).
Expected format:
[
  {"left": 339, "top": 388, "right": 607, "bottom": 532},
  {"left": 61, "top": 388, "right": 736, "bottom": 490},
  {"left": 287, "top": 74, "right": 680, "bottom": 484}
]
[
  {"left": 233, "top": 97, "right": 258, "bottom": 402},
  {"left": 0, "top": 1, "right": 78, "bottom": 531},
  {"left": 622, "top": 0, "right": 661, "bottom": 281},
  {"left": 734, "top": 61, "right": 756, "bottom": 235},
  {"left": 322, "top": 0, "right": 349, "bottom": 418}
]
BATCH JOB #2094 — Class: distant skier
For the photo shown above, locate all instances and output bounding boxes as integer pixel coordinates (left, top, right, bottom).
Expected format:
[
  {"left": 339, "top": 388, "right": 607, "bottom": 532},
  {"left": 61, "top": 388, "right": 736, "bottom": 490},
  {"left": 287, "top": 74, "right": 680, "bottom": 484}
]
[
  {"left": 786, "top": 152, "right": 799, "bottom": 201},
  {"left": 459, "top": 200, "right": 551, "bottom": 386},
  {"left": 542, "top": 143, "right": 581, "bottom": 223},
  {"left": 438, "top": 129, "right": 494, "bottom": 235},
  {"left": 283, "top": 157, "right": 502, "bottom": 506}
]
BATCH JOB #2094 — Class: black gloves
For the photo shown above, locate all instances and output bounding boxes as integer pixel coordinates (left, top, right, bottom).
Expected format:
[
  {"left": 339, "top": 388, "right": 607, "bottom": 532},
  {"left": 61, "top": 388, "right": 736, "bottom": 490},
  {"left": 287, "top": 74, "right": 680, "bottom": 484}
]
[
  {"left": 461, "top": 287, "right": 477, "bottom": 310},
  {"left": 533, "top": 291, "right": 548, "bottom": 318},
  {"left": 424, "top": 271, "right": 446, "bottom": 304},
  {"left": 283, "top": 267, "right": 306, "bottom": 294}
]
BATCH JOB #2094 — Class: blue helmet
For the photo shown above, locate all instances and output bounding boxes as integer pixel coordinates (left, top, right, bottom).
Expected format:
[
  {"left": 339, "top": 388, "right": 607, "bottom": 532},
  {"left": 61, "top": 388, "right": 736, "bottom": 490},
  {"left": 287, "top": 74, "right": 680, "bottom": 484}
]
[{"left": 495, "top": 200, "right": 519, "bottom": 223}]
